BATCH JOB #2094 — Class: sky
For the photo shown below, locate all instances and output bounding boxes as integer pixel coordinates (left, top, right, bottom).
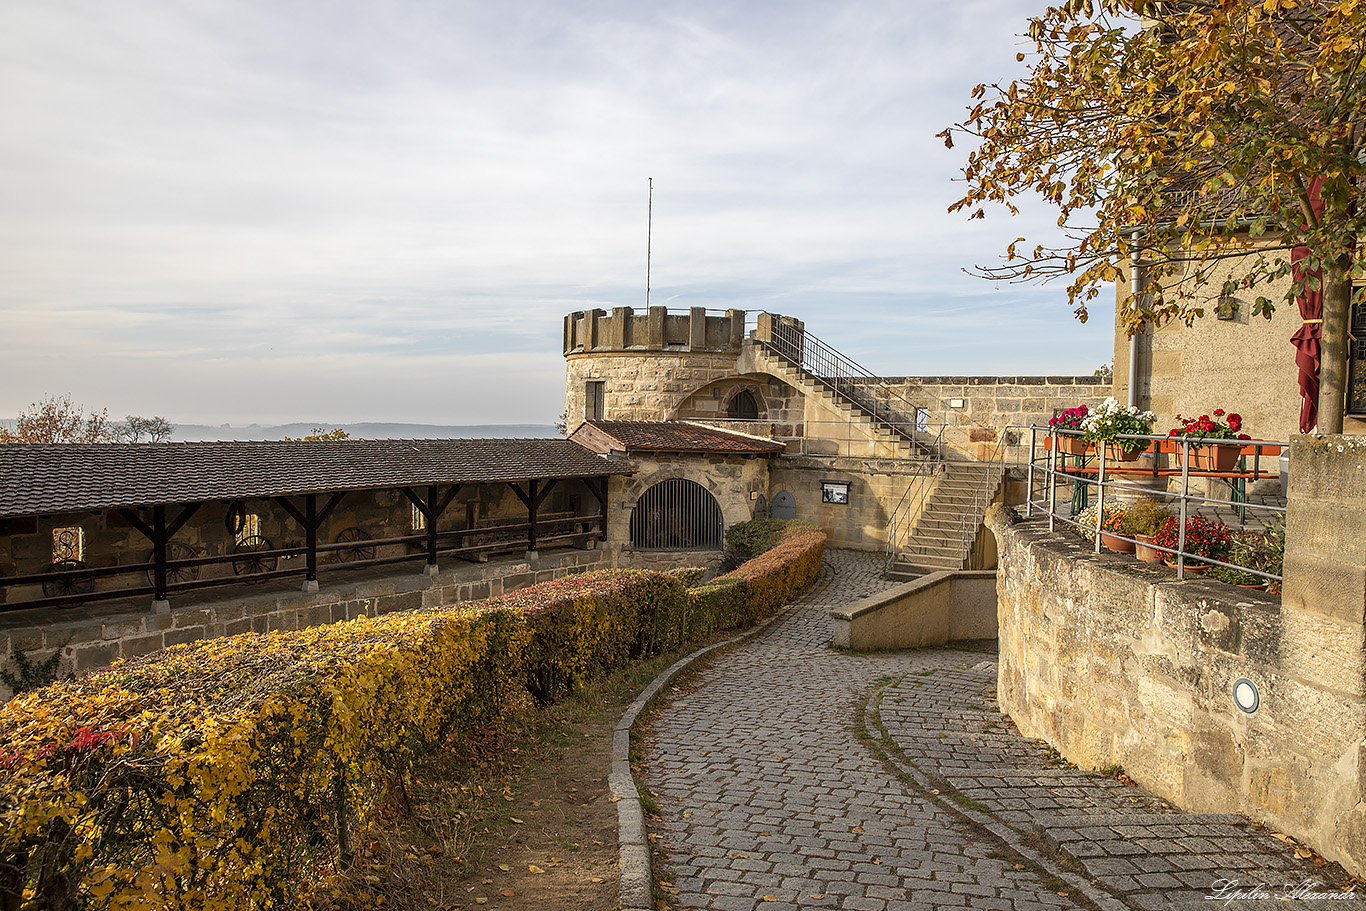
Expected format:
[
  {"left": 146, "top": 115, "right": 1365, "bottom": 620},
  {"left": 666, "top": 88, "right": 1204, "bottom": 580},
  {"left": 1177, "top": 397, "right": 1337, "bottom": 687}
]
[{"left": 0, "top": 0, "right": 1115, "bottom": 427}]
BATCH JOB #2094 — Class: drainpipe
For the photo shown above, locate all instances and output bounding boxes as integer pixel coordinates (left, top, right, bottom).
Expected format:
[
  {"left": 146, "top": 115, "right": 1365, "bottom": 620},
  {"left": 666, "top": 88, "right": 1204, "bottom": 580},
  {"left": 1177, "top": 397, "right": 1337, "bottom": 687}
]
[{"left": 1128, "top": 230, "right": 1142, "bottom": 409}]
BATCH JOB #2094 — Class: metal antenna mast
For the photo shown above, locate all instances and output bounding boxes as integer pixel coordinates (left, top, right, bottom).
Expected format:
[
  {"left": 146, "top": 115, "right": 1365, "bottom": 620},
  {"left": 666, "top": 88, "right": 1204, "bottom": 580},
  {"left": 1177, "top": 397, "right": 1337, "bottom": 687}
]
[{"left": 646, "top": 177, "right": 653, "bottom": 307}]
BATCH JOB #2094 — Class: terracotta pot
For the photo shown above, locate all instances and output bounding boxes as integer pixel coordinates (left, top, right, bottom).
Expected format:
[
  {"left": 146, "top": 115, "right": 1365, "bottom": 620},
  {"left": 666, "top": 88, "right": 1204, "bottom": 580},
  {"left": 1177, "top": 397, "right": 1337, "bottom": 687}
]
[
  {"left": 1176, "top": 444, "right": 1241, "bottom": 472},
  {"left": 1134, "top": 533, "right": 1163, "bottom": 563},
  {"left": 1055, "top": 435, "right": 1090, "bottom": 456},
  {"left": 1165, "top": 558, "right": 1209, "bottom": 574},
  {"left": 1102, "top": 533, "right": 1136, "bottom": 554},
  {"left": 1105, "top": 442, "right": 1148, "bottom": 462}
]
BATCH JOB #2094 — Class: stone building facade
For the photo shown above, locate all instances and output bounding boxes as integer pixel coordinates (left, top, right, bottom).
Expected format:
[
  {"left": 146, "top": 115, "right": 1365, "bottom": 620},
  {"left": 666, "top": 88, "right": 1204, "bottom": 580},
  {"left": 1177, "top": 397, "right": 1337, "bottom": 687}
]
[
  {"left": 564, "top": 306, "right": 1111, "bottom": 551},
  {"left": 1111, "top": 246, "right": 1366, "bottom": 439}
]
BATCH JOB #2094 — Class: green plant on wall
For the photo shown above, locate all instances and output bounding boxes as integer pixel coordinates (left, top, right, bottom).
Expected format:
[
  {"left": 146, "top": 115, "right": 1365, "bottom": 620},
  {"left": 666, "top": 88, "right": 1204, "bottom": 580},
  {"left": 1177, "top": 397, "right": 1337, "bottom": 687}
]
[{"left": 1, "top": 645, "right": 69, "bottom": 696}]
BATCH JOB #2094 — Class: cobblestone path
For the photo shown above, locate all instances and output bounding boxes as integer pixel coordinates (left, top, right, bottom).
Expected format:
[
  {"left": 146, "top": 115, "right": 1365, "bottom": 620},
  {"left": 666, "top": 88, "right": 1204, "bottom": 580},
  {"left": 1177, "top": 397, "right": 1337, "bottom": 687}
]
[{"left": 643, "top": 550, "right": 1350, "bottom": 911}]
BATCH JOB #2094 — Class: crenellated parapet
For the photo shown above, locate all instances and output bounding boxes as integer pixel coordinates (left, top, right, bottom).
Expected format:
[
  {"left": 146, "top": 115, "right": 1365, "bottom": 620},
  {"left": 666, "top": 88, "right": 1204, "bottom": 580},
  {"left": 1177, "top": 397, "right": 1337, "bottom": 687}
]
[{"left": 563, "top": 306, "right": 747, "bottom": 355}]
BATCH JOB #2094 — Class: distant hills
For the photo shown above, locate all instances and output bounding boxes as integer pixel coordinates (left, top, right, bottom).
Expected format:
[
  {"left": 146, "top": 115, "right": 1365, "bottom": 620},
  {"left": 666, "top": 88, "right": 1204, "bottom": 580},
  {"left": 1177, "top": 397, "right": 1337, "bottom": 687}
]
[
  {"left": 0, "top": 419, "right": 563, "bottom": 442},
  {"left": 172, "top": 422, "right": 562, "bottom": 441}
]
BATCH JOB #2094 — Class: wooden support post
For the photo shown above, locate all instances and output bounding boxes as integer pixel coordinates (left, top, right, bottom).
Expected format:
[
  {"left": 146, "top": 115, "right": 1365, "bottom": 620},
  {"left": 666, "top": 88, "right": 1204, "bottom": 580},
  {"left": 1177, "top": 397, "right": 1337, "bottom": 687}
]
[
  {"left": 152, "top": 505, "right": 168, "bottom": 601},
  {"left": 305, "top": 494, "right": 318, "bottom": 582},
  {"left": 584, "top": 477, "right": 609, "bottom": 545},
  {"left": 426, "top": 485, "right": 439, "bottom": 567},
  {"left": 401, "top": 485, "right": 461, "bottom": 571},
  {"left": 508, "top": 479, "right": 558, "bottom": 557},
  {"left": 119, "top": 503, "right": 198, "bottom": 604}
]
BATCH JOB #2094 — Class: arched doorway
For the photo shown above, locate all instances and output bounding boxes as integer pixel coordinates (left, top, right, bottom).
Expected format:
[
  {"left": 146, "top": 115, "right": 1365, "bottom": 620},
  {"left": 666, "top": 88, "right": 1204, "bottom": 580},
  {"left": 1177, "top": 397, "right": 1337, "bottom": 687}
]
[
  {"left": 727, "top": 389, "right": 759, "bottom": 420},
  {"left": 630, "top": 478, "right": 724, "bottom": 550},
  {"left": 772, "top": 490, "right": 796, "bottom": 520}
]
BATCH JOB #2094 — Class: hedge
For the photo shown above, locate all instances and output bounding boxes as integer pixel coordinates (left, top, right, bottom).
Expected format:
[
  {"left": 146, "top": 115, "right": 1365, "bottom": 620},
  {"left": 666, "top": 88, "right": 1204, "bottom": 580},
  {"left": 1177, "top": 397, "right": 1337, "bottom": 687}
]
[{"left": 0, "top": 522, "right": 825, "bottom": 910}]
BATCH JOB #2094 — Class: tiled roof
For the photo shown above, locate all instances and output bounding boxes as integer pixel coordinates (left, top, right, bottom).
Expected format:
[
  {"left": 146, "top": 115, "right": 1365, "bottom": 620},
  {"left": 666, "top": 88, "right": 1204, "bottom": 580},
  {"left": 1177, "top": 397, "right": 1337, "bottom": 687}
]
[
  {"left": 573, "top": 421, "right": 785, "bottom": 454},
  {"left": 0, "top": 439, "right": 631, "bottom": 518}
]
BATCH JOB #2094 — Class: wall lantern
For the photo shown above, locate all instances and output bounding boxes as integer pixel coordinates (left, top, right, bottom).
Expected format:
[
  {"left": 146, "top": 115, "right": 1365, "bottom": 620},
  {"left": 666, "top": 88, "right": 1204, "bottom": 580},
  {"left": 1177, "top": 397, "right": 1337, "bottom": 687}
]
[
  {"left": 1232, "top": 677, "right": 1260, "bottom": 714},
  {"left": 821, "top": 481, "right": 850, "bottom": 504}
]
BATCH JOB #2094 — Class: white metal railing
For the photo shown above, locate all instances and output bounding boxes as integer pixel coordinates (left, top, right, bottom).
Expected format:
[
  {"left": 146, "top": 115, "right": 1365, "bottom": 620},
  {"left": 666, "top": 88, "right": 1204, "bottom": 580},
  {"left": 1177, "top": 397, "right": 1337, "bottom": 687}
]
[
  {"left": 885, "top": 432, "right": 1010, "bottom": 571},
  {"left": 1025, "top": 427, "right": 1286, "bottom": 586}
]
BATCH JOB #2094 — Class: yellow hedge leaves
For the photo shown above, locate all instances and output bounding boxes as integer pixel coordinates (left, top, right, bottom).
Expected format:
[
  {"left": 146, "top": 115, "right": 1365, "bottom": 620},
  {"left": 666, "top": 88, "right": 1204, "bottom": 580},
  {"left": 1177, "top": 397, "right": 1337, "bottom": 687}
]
[{"left": 0, "top": 524, "right": 825, "bottom": 910}]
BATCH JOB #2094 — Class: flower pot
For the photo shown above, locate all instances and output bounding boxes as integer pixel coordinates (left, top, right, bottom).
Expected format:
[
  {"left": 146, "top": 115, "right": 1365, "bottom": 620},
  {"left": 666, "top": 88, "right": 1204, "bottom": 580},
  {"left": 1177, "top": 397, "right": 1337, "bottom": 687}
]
[
  {"left": 1102, "top": 532, "right": 1135, "bottom": 554},
  {"left": 1165, "top": 558, "right": 1208, "bottom": 574},
  {"left": 1176, "top": 444, "right": 1241, "bottom": 472},
  {"left": 1134, "top": 534, "right": 1163, "bottom": 563},
  {"left": 1055, "top": 435, "right": 1089, "bottom": 456},
  {"left": 1104, "top": 442, "right": 1147, "bottom": 462}
]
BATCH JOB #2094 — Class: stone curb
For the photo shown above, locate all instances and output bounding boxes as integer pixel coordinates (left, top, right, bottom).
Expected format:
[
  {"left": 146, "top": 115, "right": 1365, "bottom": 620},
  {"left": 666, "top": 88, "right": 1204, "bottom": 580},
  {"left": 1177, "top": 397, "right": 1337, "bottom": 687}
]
[{"left": 611, "top": 605, "right": 796, "bottom": 911}]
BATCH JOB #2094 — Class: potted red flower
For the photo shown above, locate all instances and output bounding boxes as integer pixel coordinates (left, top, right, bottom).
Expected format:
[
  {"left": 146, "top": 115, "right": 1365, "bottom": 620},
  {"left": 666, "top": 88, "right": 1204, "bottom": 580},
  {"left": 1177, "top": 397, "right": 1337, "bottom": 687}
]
[
  {"left": 1167, "top": 409, "right": 1251, "bottom": 472},
  {"left": 1049, "top": 406, "right": 1091, "bottom": 455},
  {"left": 1152, "top": 515, "right": 1232, "bottom": 573}
]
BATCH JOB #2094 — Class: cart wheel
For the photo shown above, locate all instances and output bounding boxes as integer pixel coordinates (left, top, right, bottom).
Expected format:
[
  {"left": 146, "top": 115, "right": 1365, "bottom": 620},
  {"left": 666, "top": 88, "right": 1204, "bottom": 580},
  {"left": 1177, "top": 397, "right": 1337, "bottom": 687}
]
[
  {"left": 144, "top": 542, "right": 202, "bottom": 587},
  {"left": 333, "top": 527, "right": 376, "bottom": 563},
  {"left": 42, "top": 560, "right": 94, "bottom": 600},
  {"left": 232, "top": 536, "right": 278, "bottom": 577}
]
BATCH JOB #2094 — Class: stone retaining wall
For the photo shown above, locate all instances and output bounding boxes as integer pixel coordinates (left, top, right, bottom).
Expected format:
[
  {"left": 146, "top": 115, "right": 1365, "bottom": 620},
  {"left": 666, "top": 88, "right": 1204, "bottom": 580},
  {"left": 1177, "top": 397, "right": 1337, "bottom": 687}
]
[
  {"left": 988, "top": 435, "right": 1366, "bottom": 877},
  {"left": 0, "top": 549, "right": 605, "bottom": 700}
]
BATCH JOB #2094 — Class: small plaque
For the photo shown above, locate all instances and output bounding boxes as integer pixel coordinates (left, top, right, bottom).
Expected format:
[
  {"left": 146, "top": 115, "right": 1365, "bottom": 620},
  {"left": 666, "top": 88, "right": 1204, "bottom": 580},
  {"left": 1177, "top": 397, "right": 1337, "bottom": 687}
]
[{"left": 821, "top": 481, "right": 850, "bottom": 505}]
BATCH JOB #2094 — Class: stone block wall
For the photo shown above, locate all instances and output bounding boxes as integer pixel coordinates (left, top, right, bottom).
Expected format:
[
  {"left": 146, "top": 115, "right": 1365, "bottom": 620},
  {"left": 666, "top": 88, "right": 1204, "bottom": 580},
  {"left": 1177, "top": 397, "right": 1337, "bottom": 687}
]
[
  {"left": 768, "top": 455, "right": 935, "bottom": 551},
  {"left": 989, "top": 435, "right": 1366, "bottom": 877},
  {"left": 0, "top": 548, "right": 609, "bottom": 701},
  {"left": 882, "top": 376, "right": 1112, "bottom": 462}
]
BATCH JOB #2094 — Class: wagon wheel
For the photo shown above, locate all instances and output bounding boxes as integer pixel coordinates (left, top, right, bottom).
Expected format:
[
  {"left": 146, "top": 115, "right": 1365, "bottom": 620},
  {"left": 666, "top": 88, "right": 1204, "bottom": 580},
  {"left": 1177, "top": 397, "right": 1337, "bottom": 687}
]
[
  {"left": 333, "top": 527, "right": 376, "bottom": 563},
  {"left": 42, "top": 560, "right": 94, "bottom": 600},
  {"left": 143, "top": 542, "right": 202, "bottom": 587},
  {"left": 232, "top": 536, "right": 278, "bottom": 578}
]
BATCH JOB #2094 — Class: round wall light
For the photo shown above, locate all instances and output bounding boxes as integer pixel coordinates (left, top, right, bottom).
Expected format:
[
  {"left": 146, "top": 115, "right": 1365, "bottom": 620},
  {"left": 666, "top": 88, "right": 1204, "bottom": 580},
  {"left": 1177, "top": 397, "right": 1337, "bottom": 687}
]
[{"left": 1233, "top": 677, "right": 1260, "bottom": 714}]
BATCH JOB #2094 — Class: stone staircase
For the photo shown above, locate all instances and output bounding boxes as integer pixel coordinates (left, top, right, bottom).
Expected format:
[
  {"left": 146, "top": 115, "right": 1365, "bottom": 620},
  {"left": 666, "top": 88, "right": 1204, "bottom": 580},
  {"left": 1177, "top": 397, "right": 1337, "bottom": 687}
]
[
  {"left": 887, "top": 460, "right": 1005, "bottom": 581},
  {"left": 745, "top": 341, "right": 936, "bottom": 460},
  {"left": 744, "top": 315, "right": 1003, "bottom": 580}
]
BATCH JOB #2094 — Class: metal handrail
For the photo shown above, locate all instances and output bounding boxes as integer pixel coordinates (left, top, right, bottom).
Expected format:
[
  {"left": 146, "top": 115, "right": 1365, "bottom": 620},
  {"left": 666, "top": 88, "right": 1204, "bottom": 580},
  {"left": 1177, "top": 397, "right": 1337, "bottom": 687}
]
[
  {"left": 1026, "top": 426, "right": 1286, "bottom": 585},
  {"left": 946, "top": 435, "right": 1010, "bottom": 566},
  {"left": 755, "top": 317, "right": 949, "bottom": 459},
  {"left": 884, "top": 459, "right": 944, "bottom": 569},
  {"left": 885, "top": 433, "right": 1010, "bottom": 572}
]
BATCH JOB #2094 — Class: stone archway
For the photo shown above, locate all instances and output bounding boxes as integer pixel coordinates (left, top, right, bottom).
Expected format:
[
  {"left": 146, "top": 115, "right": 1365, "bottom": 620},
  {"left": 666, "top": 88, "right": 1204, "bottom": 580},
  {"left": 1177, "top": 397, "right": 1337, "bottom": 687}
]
[{"left": 629, "top": 478, "right": 725, "bottom": 550}]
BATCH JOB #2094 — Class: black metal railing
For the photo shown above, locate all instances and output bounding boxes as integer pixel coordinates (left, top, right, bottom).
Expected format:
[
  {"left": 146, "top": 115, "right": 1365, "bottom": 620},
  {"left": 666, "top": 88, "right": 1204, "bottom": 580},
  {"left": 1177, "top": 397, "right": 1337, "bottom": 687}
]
[{"left": 756, "top": 317, "right": 946, "bottom": 459}]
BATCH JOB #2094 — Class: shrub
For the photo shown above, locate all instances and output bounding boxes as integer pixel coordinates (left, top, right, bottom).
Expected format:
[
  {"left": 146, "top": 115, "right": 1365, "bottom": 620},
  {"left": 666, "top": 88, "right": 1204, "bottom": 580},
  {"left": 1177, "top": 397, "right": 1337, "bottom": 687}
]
[
  {"left": 0, "top": 522, "right": 828, "bottom": 910},
  {"left": 723, "top": 518, "right": 819, "bottom": 562},
  {"left": 1121, "top": 497, "right": 1173, "bottom": 536}
]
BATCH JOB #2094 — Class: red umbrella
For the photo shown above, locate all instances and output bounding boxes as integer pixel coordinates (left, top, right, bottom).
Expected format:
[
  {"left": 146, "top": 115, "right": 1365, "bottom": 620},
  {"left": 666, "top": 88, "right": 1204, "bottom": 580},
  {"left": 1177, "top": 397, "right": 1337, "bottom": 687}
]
[{"left": 1290, "top": 178, "right": 1325, "bottom": 433}]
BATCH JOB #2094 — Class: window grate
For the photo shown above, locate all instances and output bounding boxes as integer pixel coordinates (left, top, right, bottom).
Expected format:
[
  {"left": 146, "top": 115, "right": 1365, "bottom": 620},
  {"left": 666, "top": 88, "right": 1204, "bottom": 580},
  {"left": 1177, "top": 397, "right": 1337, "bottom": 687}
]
[{"left": 629, "top": 478, "right": 724, "bottom": 550}]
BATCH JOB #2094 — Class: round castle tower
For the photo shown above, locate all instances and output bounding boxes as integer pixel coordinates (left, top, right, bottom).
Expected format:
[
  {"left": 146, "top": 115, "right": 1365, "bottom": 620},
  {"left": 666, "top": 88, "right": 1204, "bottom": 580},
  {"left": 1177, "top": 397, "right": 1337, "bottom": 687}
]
[{"left": 562, "top": 307, "right": 805, "bottom": 431}]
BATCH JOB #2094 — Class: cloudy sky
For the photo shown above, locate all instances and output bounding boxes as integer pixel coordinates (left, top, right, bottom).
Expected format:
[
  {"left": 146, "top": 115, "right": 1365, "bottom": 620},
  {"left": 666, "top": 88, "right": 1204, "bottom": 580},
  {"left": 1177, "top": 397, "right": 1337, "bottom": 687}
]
[{"left": 0, "top": 0, "right": 1114, "bottom": 427}]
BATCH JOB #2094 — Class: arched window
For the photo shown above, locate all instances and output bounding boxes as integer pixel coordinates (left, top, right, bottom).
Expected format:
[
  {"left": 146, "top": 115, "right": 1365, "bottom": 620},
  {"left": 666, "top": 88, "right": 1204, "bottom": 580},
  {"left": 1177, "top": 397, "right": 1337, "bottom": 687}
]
[
  {"left": 727, "top": 389, "right": 759, "bottom": 420},
  {"left": 629, "top": 478, "right": 724, "bottom": 550}
]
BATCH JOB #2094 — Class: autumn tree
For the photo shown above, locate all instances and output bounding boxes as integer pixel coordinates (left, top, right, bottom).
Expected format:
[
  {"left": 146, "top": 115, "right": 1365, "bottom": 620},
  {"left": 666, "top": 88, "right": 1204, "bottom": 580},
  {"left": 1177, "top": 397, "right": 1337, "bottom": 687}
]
[
  {"left": 0, "top": 396, "right": 112, "bottom": 443},
  {"left": 283, "top": 427, "right": 352, "bottom": 441},
  {"left": 943, "top": 0, "right": 1366, "bottom": 431}
]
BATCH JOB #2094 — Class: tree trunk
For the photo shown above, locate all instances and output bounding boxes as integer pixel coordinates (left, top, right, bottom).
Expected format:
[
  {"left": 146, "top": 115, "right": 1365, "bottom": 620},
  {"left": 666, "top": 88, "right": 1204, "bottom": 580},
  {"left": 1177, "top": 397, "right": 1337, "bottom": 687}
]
[{"left": 1318, "top": 257, "right": 1353, "bottom": 434}]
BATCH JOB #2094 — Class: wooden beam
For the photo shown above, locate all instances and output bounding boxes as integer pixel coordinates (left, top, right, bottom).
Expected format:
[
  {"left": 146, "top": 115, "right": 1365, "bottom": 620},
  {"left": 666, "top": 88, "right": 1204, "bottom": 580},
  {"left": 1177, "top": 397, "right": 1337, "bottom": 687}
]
[
  {"left": 317, "top": 492, "right": 346, "bottom": 525},
  {"left": 165, "top": 503, "right": 201, "bottom": 539},
  {"left": 116, "top": 508, "right": 155, "bottom": 541}
]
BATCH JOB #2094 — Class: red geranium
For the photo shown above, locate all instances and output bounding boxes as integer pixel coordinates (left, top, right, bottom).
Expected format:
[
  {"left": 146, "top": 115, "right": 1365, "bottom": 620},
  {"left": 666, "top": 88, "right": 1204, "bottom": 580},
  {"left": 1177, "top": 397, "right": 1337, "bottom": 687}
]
[{"left": 1168, "top": 410, "right": 1250, "bottom": 443}]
